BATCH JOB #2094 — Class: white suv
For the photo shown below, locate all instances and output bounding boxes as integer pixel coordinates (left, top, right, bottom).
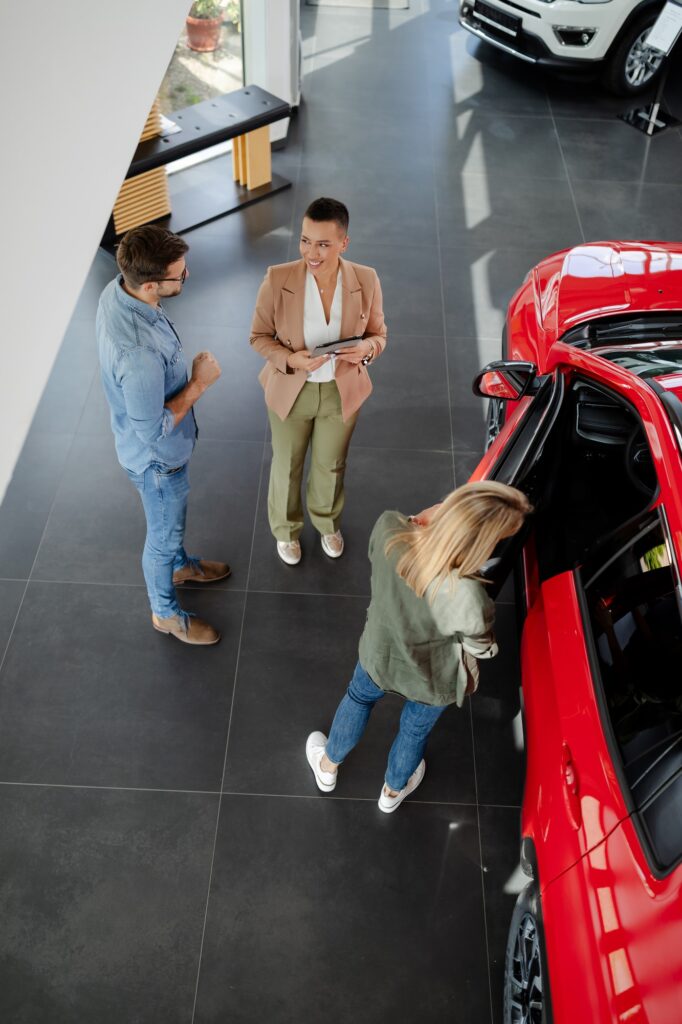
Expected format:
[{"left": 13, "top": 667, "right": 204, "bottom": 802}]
[{"left": 459, "top": 0, "right": 665, "bottom": 94}]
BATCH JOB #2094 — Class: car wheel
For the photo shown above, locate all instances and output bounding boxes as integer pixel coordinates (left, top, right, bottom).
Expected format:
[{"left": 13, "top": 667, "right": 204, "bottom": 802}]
[
  {"left": 603, "top": 16, "right": 665, "bottom": 96},
  {"left": 503, "top": 882, "right": 549, "bottom": 1024}
]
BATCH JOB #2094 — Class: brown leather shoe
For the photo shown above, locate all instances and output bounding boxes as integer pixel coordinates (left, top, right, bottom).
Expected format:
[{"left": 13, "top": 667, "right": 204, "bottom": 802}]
[
  {"left": 152, "top": 613, "right": 220, "bottom": 645},
  {"left": 173, "top": 559, "right": 231, "bottom": 586}
]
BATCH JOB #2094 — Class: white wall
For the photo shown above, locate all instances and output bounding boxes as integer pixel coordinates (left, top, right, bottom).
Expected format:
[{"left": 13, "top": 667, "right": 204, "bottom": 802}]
[
  {"left": 0, "top": 0, "right": 191, "bottom": 505},
  {"left": 243, "top": 0, "right": 299, "bottom": 142}
]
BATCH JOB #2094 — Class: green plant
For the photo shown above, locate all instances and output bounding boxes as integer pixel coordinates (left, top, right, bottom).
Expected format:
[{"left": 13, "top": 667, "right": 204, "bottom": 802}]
[
  {"left": 225, "top": 0, "right": 241, "bottom": 28},
  {"left": 189, "top": 0, "right": 223, "bottom": 19}
]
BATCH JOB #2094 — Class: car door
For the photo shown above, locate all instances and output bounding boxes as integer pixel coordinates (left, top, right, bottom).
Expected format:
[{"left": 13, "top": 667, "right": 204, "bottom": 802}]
[
  {"left": 469, "top": 360, "right": 661, "bottom": 884},
  {"left": 469, "top": 368, "right": 565, "bottom": 598}
]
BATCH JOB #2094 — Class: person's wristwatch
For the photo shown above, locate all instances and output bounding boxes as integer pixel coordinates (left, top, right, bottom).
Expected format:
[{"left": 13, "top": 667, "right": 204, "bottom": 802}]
[{"left": 360, "top": 340, "right": 376, "bottom": 366}]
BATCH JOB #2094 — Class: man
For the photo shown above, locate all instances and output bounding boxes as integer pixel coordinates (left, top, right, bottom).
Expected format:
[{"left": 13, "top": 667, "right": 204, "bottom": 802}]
[{"left": 96, "top": 224, "right": 228, "bottom": 645}]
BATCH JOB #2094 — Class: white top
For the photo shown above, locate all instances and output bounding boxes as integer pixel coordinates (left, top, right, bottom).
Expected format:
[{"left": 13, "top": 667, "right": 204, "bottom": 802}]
[{"left": 303, "top": 268, "right": 342, "bottom": 383}]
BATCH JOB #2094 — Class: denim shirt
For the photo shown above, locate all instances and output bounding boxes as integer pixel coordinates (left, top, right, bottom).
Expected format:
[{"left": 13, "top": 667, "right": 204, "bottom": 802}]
[{"left": 96, "top": 277, "right": 197, "bottom": 475}]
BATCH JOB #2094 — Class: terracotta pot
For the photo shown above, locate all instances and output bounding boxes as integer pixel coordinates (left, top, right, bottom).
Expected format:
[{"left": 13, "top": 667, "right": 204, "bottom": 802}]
[{"left": 185, "top": 15, "right": 222, "bottom": 52}]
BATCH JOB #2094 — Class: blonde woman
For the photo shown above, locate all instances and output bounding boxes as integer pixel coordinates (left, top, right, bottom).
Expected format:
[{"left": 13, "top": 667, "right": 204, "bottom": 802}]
[{"left": 306, "top": 481, "right": 532, "bottom": 812}]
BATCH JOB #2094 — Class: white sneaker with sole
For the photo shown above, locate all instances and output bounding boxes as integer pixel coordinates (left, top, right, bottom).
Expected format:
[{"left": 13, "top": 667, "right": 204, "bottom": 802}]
[
  {"left": 306, "top": 731, "right": 337, "bottom": 793},
  {"left": 321, "top": 530, "right": 344, "bottom": 558},
  {"left": 277, "top": 539, "right": 301, "bottom": 565},
  {"left": 378, "top": 759, "right": 426, "bottom": 813}
]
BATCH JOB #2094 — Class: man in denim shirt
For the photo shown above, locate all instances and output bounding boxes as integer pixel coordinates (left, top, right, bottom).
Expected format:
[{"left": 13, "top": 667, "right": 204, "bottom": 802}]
[{"left": 97, "top": 225, "right": 228, "bottom": 645}]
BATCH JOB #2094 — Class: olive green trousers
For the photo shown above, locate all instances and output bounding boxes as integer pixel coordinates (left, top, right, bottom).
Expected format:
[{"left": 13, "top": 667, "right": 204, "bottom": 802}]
[{"left": 267, "top": 381, "right": 359, "bottom": 541}]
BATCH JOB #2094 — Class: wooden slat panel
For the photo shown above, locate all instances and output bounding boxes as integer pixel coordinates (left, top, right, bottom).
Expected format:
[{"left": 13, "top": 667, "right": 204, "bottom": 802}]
[
  {"left": 139, "top": 97, "right": 162, "bottom": 142},
  {"left": 112, "top": 166, "right": 170, "bottom": 234}
]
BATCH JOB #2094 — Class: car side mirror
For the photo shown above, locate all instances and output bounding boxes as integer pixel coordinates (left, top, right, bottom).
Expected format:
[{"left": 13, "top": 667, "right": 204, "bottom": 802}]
[{"left": 472, "top": 360, "right": 538, "bottom": 401}]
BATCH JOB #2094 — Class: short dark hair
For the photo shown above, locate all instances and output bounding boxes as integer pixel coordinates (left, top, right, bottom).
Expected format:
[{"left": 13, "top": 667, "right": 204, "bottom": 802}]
[
  {"left": 303, "top": 197, "right": 349, "bottom": 234},
  {"left": 116, "top": 225, "right": 189, "bottom": 288}
]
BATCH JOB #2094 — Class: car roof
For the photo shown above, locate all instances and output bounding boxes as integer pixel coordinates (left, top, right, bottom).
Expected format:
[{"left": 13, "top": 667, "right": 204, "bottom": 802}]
[{"left": 532, "top": 241, "right": 682, "bottom": 342}]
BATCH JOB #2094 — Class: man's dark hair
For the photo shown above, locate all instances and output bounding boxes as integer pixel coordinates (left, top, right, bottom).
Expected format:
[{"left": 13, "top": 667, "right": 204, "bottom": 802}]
[
  {"left": 304, "top": 197, "right": 349, "bottom": 234},
  {"left": 116, "top": 225, "right": 189, "bottom": 288}
]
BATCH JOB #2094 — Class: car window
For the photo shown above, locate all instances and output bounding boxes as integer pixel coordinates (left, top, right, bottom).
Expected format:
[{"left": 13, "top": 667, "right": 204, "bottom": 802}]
[
  {"left": 491, "top": 373, "right": 562, "bottom": 495},
  {"left": 533, "top": 377, "right": 657, "bottom": 582},
  {"left": 581, "top": 510, "right": 682, "bottom": 873}
]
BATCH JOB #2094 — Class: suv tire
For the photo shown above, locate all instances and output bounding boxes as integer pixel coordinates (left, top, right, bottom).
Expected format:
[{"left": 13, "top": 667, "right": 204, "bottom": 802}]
[{"left": 603, "top": 13, "right": 665, "bottom": 96}]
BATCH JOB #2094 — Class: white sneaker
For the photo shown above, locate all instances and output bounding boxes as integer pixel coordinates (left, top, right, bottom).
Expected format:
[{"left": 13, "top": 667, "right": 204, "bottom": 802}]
[
  {"left": 306, "top": 731, "right": 337, "bottom": 793},
  {"left": 277, "top": 539, "right": 301, "bottom": 565},
  {"left": 321, "top": 530, "right": 344, "bottom": 558},
  {"left": 378, "top": 760, "right": 426, "bottom": 813}
]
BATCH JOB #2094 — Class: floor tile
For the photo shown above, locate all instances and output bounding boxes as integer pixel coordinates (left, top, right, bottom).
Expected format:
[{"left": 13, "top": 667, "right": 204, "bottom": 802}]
[
  {"left": 0, "top": 432, "right": 74, "bottom": 581},
  {"left": 29, "top": 318, "right": 99, "bottom": 437},
  {"left": 479, "top": 804, "right": 524, "bottom": 1024},
  {"left": 352, "top": 335, "right": 452, "bottom": 452},
  {"left": 0, "top": 784, "right": 216, "bottom": 1024},
  {"left": 546, "top": 80, "right": 655, "bottom": 120},
  {"left": 194, "top": 795, "right": 488, "bottom": 1024},
  {"left": 555, "top": 116, "right": 682, "bottom": 185},
  {"left": 441, "top": 246, "right": 549, "bottom": 342},
  {"left": 572, "top": 180, "right": 682, "bottom": 242},
  {"left": 299, "top": 103, "right": 434, "bottom": 176},
  {"left": 345, "top": 241, "right": 444, "bottom": 337},
  {"left": 432, "top": 113, "right": 566, "bottom": 182},
  {"left": 448, "top": 335, "right": 504, "bottom": 455},
  {"left": 0, "top": 581, "right": 26, "bottom": 661},
  {"left": 168, "top": 229, "right": 291, "bottom": 331},
  {"left": 292, "top": 164, "right": 438, "bottom": 249},
  {"left": 471, "top": 603, "right": 524, "bottom": 808},
  {"left": 68, "top": 250, "right": 117, "bottom": 324},
  {"left": 436, "top": 173, "right": 583, "bottom": 253},
  {"left": 32, "top": 434, "right": 262, "bottom": 590},
  {"left": 247, "top": 445, "right": 455, "bottom": 596},
  {"left": 0, "top": 582, "right": 243, "bottom": 789},
  {"left": 428, "top": 29, "right": 552, "bottom": 118},
  {"left": 223, "top": 592, "right": 476, "bottom": 804}
]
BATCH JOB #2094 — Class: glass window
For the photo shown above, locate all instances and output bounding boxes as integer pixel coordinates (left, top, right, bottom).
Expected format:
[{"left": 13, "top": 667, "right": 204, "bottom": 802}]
[
  {"left": 158, "top": 2, "right": 243, "bottom": 117},
  {"left": 581, "top": 511, "right": 682, "bottom": 871}
]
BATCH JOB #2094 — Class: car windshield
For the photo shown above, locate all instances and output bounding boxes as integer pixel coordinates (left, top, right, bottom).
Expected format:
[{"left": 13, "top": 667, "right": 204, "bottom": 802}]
[
  {"left": 594, "top": 345, "right": 682, "bottom": 380},
  {"left": 562, "top": 313, "right": 682, "bottom": 348}
]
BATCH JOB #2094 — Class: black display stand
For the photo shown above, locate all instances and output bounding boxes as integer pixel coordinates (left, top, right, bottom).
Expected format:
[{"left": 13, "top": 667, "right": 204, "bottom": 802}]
[
  {"left": 101, "top": 85, "right": 291, "bottom": 252},
  {"left": 620, "top": 56, "right": 681, "bottom": 136},
  {"left": 620, "top": 6, "right": 682, "bottom": 136}
]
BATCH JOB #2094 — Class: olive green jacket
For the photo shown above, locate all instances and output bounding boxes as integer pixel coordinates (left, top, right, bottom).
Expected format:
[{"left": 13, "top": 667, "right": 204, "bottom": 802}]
[{"left": 358, "top": 511, "right": 498, "bottom": 707}]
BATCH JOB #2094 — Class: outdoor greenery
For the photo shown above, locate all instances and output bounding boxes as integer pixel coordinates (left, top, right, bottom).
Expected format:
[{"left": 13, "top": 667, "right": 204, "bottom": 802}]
[{"left": 189, "top": 0, "right": 223, "bottom": 19}]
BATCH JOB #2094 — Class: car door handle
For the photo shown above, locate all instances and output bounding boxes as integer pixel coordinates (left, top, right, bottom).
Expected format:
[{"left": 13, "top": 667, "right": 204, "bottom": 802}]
[{"left": 561, "top": 742, "right": 582, "bottom": 829}]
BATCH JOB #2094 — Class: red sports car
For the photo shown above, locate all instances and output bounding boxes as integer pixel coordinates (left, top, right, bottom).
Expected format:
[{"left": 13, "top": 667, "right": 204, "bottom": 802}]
[{"left": 471, "top": 241, "right": 682, "bottom": 1024}]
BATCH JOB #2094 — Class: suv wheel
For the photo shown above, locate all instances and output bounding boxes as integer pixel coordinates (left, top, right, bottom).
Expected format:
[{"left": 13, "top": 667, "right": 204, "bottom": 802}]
[
  {"left": 503, "top": 882, "right": 548, "bottom": 1024},
  {"left": 604, "top": 16, "right": 664, "bottom": 96}
]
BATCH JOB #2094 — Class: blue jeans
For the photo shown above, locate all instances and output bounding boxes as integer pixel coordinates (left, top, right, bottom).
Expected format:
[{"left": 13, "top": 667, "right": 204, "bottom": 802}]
[
  {"left": 325, "top": 661, "right": 447, "bottom": 792},
  {"left": 125, "top": 462, "right": 193, "bottom": 618}
]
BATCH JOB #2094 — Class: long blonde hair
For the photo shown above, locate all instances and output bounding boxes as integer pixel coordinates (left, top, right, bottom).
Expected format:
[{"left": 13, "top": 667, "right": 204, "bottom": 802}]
[{"left": 386, "top": 481, "right": 532, "bottom": 600}]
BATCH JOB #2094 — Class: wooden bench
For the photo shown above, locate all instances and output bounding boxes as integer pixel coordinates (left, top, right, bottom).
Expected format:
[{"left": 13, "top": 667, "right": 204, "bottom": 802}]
[{"left": 102, "top": 85, "right": 291, "bottom": 249}]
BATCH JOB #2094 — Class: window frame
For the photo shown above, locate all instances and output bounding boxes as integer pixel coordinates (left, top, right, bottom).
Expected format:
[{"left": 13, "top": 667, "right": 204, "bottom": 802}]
[{"left": 576, "top": 503, "right": 682, "bottom": 878}]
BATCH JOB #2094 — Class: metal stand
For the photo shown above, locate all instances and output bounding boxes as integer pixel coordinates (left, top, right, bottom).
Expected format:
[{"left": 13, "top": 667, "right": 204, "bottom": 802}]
[{"left": 620, "top": 48, "right": 681, "bottom": 136}]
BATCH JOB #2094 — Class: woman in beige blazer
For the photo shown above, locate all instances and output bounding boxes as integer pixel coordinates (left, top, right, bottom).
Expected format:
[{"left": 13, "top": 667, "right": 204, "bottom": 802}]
[{"left": 250, "top": 197, "right": 387, "bottom": 565}]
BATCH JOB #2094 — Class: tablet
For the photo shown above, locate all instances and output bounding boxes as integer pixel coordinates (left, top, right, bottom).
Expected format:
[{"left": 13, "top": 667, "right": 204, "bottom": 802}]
[{"left": 311, "top": 335, "right": 363, "bottom": 356}]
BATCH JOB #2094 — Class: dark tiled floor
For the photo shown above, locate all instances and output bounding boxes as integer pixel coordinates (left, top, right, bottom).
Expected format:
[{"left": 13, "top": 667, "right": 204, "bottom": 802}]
[{"left": 2, "top": 1, "right": 681, "bottom": 1022}]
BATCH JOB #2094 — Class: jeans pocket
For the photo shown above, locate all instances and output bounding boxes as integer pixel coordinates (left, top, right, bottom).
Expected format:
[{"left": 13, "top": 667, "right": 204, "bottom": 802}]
[{"left": 152, "top": 462, "right": 183, "bottom": 476}]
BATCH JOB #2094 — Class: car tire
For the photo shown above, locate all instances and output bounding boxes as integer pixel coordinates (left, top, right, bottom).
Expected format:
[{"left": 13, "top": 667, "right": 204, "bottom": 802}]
[
  {"left": 603, "top": 14, "right": 665, "bottom": 96},
  {"left": 503, "top": 881, "right": 552, "bottom": 1024}
]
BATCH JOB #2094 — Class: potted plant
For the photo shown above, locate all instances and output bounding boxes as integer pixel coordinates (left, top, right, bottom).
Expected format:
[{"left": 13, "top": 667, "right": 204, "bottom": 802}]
[{"left": 186, "top": 0, "right": 224, "bottom": 53}]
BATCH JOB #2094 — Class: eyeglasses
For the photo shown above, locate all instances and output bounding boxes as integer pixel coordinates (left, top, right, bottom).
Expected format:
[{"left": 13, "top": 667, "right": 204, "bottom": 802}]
[{"left": 157, "top": 267, "right": 188, "bottom": 284}]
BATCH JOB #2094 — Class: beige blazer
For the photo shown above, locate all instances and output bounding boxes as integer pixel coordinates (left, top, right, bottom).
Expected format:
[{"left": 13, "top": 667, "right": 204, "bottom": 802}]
[{"left": 250, "top": 257, "right": 388, "bottom": 422}]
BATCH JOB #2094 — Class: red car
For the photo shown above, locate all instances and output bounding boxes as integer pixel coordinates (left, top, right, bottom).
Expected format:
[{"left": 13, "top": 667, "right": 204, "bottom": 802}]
[{"left": 471, "top": 241, "right": 682, "bottom": 1024}]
